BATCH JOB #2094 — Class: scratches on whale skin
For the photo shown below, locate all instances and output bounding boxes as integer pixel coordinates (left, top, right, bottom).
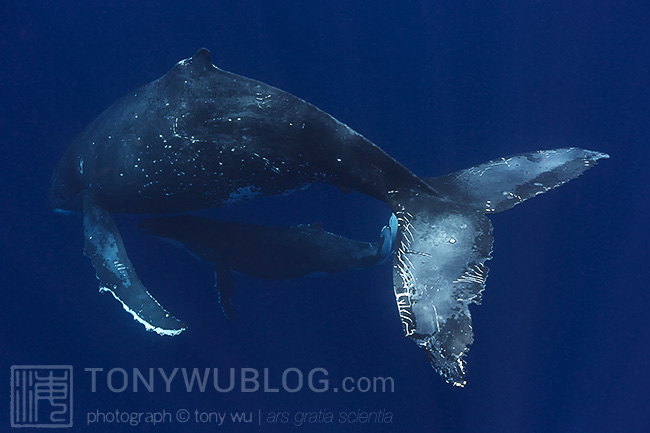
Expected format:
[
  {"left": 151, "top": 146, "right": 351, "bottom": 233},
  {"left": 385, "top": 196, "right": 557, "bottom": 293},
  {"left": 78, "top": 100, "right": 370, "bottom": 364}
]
[
  {"left": 251, "top": 152, "right": 283, "bottom": 175},
  {"left": 453, "top": 263, "right": 488, "bottom": 286},
  {"left": 393, "top": 209, "right": 417, "bottom": 337}
]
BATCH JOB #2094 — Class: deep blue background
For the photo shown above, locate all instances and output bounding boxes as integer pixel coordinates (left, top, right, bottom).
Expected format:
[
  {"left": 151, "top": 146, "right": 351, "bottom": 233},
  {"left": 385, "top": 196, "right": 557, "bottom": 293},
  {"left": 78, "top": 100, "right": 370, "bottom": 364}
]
[{"left": 1, "top": 1, "right": 648, "bottom": 432}]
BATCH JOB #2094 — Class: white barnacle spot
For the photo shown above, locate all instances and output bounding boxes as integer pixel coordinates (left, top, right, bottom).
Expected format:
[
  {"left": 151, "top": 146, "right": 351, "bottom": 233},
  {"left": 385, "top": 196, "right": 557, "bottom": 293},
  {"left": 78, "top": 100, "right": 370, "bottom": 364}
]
[
  {"left": 255, "top": 93, "right": 272, "bottom": 109},
  {"left": 449, "top": 238, "right": 457, "bottom": 244},
  {"left": 134, "top": 115, "right": 138, "bottom": 119}
]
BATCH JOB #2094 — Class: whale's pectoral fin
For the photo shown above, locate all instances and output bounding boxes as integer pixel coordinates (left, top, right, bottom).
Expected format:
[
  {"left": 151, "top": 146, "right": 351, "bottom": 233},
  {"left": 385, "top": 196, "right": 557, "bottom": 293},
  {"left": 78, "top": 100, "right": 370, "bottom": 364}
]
[
  {"left": 392, "top": 148, "right": 608, "bottom": 386},
  {"left": 377, "top": 213, "right": 399, "bottom": 264},
  {"left": 82, "top": 192, "right": 186, "bottom": 336},
  {"left": 213, "top": 261, "right": 236, "bottom": 321},
  {"left": 422, "top": 148, "right": 609, "bottom": 214}
]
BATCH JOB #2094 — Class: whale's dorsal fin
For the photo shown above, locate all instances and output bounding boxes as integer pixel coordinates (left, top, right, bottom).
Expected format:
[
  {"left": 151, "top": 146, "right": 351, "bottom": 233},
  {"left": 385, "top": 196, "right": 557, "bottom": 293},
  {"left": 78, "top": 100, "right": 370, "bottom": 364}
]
[
  {"left": 190, "top": 48, "right": 213, "bottom": 68},
  {"left": 166, "top": 48, "right": 215, "bottom": 80}
]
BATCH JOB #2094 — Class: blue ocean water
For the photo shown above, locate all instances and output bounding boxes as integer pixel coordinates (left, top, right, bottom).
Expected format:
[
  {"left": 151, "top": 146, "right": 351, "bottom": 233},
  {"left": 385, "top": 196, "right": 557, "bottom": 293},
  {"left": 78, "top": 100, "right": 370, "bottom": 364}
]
[{"left": 1, "top": 1, "right": 648, "bottom": 431}]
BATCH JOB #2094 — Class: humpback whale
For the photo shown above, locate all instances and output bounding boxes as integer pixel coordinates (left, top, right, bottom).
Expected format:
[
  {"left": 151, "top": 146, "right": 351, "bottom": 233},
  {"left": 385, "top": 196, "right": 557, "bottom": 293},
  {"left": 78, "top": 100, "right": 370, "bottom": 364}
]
[
  {"left": 50, "top": 48, "right": 608, "bottom": 386},
  {"left": 138, "top": 214, "right": 399, "bottom": 320}
]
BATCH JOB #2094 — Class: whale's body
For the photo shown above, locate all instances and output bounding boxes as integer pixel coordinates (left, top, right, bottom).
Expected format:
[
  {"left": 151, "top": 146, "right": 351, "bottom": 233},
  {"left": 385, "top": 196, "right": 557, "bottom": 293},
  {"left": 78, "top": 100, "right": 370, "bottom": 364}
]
[
  {"left": 50, "top": 48, "right": 430, "bottom": 214},
  {"left": 51, "top": 49, "right": 608, "bottom": 386},
  {"left": 138, "top": 214, "right": 398, "bottom": 320}
]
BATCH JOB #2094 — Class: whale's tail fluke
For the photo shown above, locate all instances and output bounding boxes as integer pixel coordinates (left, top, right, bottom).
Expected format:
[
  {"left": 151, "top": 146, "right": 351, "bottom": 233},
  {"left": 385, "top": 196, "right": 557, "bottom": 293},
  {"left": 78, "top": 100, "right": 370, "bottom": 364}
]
[{"left": 388, "top": 148, "right": 608, "bottom": 386}]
